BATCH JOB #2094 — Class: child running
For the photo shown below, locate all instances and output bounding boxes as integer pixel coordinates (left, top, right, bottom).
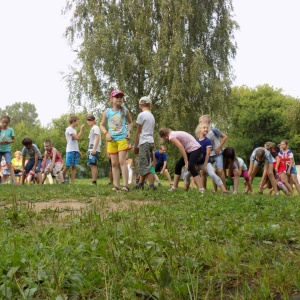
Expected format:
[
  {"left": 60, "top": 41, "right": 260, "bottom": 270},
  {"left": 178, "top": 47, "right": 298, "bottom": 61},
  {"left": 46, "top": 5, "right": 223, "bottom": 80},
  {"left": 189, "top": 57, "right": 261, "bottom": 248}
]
[
  {"left": 100, "top": 89, "right": 133, "bottom": 191},
  {"left": 0, "top": 116, "right": 18, "bottom": 184},
  {"left": 184, "top": 122, "right": 228, "bottom": 193},
  {"left": 159, "top": 128, "right": 204, "bottom": 192}
]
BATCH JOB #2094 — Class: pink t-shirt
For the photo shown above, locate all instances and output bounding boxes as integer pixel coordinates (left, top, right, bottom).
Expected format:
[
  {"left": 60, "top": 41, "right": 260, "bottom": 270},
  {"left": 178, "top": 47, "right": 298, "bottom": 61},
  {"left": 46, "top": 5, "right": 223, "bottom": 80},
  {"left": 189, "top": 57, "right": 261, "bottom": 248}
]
[{"left": 169, "top": 131, "right": 200, "bottom": 153}]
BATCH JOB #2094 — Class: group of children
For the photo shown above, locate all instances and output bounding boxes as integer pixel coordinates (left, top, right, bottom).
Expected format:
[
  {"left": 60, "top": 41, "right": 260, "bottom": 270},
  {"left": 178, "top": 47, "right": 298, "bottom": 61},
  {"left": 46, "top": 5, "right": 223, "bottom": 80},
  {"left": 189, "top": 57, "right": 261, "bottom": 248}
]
[{"left": 1, "top": 90, "right": 299, "bottom": 195}]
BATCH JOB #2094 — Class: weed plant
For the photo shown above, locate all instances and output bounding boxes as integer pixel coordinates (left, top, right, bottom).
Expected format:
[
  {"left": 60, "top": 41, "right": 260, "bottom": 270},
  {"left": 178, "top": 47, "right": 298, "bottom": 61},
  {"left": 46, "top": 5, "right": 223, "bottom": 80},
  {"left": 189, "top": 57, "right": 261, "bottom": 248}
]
[{"left": 0, "top": 178, "right": 300, "bottom": 299}]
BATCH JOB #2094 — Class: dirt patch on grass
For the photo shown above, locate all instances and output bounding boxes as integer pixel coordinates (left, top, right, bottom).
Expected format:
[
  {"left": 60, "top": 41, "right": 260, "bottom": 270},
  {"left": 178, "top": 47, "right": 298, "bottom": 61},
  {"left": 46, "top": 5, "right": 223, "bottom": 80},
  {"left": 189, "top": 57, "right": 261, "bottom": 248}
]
[{"left": 11, "top": 198, "right": 157, "bottom": 218}]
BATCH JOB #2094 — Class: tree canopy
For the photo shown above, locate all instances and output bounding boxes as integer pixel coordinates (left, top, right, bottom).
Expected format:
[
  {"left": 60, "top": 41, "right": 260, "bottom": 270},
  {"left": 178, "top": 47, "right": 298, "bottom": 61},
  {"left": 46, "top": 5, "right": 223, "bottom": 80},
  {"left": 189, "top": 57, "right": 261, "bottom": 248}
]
[
  {"left": 63, "top": 0, "right": 238, "bottom": 131},
  {"left": 0, "top": 102, "right": 40, "bottom": 128}
]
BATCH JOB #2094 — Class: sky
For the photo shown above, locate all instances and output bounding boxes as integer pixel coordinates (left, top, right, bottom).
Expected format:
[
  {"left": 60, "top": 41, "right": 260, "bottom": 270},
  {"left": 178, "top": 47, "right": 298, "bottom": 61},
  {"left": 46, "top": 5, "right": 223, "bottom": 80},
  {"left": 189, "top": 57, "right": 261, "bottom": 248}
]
[{"left": 0, "top": 1, "right": 300, "bottom": 127}]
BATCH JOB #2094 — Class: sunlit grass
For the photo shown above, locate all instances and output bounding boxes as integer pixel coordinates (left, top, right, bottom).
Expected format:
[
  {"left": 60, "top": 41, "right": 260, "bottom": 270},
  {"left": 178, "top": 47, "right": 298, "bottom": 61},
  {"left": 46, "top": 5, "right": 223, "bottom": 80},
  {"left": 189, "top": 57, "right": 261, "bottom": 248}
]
[{"left": 0, "top": 177, "right": 300, "bottom": 299}]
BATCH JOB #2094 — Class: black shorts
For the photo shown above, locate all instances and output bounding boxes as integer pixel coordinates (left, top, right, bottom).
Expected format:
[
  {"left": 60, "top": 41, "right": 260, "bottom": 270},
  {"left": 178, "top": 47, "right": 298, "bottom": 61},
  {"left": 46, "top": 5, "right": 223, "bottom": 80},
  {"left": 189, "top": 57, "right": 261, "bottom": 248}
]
[{"left": 155, "top": 164, "right": 167, "bottom": 173}]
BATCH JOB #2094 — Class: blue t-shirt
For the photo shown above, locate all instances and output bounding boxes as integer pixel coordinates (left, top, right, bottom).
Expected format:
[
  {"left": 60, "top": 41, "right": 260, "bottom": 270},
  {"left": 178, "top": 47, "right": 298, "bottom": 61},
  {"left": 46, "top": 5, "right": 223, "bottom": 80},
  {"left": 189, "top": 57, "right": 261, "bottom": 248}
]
[
  {"left": 155, "top": 150, "right": 167, "bottom": 166},
  {"left": 196, "top": 137, "right": 212, "bottom": 163},
  {"left": 106, "top": 107, "right": 127, "bottom": 141},
  {"left": 0, "top": 128, "right": 14, "bottom": 152}
]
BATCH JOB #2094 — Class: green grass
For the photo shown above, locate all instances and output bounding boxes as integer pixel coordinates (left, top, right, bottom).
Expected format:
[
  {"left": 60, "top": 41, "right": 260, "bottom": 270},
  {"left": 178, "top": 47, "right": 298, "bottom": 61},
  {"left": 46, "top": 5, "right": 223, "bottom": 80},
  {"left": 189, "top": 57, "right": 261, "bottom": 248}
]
[{"left": 0, "top": 178, "right": 300, "bottom": 299}]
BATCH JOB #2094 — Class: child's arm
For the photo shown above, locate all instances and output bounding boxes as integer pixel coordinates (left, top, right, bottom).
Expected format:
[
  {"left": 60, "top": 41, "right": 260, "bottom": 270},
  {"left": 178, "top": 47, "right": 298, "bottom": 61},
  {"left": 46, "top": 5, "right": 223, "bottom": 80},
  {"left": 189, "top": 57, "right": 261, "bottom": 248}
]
[
  {"left": 170, "top": 138, "right": 189, "bottom": 167},
  {"left": 22, "top": 155, "right": 26, "bottom": 172},
  {"left": 32, "top": 152, "right": 38, "bottom": 172},
  {"left": 274, "top": 156, "right": 280, "bottom": 173},
  {"left": 133, "top": 124, "right": 142, "bottom": 154},
  {"left": 50, "top": 149, "right": 58, "bottom": 170},
  {"left": 42, "top": 152, "right": 47, "bottom": 173},
  {"left": 238, "top": 166, "right": 243, "bottom": 176},
  {"left": 202, "top": 146, "right": 211, "bottom": 172},
  {"left": 92, "top": 135, "right": 100, "bottom": 155},
  {"left": 100, "top": 113, "right": 112, "bottom": 142},
  {"left": 71, "top": 125, "right": 85, "bottom": 140},
  {"left": 260, "top": 162, "right": 269, "bottom": 186},
  {"left": 125, "top": 109, "right": 133, "bottom": 139},
  {"left": 215, "top": 133, "right": 228, "bottom": 155}
]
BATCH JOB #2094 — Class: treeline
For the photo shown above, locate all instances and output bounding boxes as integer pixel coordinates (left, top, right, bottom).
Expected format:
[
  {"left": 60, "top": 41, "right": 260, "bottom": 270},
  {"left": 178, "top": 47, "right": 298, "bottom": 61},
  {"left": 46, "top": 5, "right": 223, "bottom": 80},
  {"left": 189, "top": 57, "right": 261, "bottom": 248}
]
[{"left": 1, "top": 84, "right": 300, "bottom": 178}]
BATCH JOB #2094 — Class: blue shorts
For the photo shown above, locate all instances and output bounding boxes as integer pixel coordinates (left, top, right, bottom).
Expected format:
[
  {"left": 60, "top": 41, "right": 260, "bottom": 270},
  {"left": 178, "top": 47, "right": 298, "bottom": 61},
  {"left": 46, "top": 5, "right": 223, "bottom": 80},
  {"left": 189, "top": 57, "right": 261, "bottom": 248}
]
[
  {"left": 0, "top": 152, "right": 12, "bottom": 164},
  {"left": 24, "top": 158, "right": 42, "bottom": 174},
  {"left": 66, "top": 151, "right": 80, "bottom": 167},
  {"left": 210, "top": 153, "right": 223, "bottom": 169},
  {"left": 87, "top": 151, "right": 100, "bottom": 165},
  {"left": 287, "top": 165, "right": 297, "bottom": 175}
]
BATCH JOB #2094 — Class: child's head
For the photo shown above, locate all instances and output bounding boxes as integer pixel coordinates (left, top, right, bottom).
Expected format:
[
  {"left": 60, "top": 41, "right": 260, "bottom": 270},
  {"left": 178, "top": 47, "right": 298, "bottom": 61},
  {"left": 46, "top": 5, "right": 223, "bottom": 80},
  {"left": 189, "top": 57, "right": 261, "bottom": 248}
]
[
  {"left": 22, "top": 137, "right": 33, "bottom": 149},
  {"left": 255, "top": 147, "right": 266, "bottom": 162},
  {"left": 198, "top": 114, "right": 211, "bottom": 124},
  {"left": 268, "top": 142, "right": 276, "bottom": 151},
  {"left": 159, "top": 145, "right": 166, "bottom": 154},
  {"left": 279, "top": 140, "right": 288, "bottom": 151},
  {"left": 139, "top": 96, "right": 151, "bottom": 108},
  {"left": 43, "top": 140, "right": 52, "bottom": 151},
  {"left": 14, "top": 150, "right": 21, "bottom": 158},
  {"left": 110, "top": 89, "right": 124, "bottom": 105},
  {"left": 223, "top": 147, "right": 236, "bottom": 161},
  {"left": 159, "top": 128, "right": 171, "bottom": 141},
  {"left": 86, "top": 115, "right": 96, "bottom": 125},
  {"left": 69, "top": 115, "right": 79, "bottom": 125},
  {"left": 195, "top": 122, "right": 210, "bottom": 137},
  {"left": 1, "top": 116, "right": 10, "bottom": 127}
]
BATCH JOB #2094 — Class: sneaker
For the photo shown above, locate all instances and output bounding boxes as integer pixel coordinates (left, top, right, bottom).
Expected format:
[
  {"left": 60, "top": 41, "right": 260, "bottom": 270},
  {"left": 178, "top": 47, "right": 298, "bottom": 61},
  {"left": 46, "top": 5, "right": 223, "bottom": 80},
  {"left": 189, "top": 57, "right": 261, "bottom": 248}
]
[
  {"left": 233, "top": 191, "right": 238, "bottom": 195},
  {"left": 92, "top": 181, "right": 97, "bottom": 185},
  {"left": 169, "top": 187, "right": 177, "bottom": 192},
  {"left": 158, "top": 182, "right": 162, "bottom": 186},
  {"left": 135, "top": 183, "right": 144, "bottom": 190},
  {"left": 149, "top": 184, "right": 157, "bottom": 190}
]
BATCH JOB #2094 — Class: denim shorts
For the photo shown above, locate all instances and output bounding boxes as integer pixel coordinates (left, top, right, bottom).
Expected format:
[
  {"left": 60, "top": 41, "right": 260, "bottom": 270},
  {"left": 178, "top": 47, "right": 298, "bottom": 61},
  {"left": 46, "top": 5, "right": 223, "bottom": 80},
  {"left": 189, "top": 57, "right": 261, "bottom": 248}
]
[
  {"left": 0, "top": 152, "right": 12, "bottom": 164},
  {"left": 24, "top": 158, "right": 42, "bottom": 174},
  {"left": 210, "top": 153, "right": 223, "bottom": 169},
  {"left": 87, "top": 151, "right": 100, "bottom": 165}
]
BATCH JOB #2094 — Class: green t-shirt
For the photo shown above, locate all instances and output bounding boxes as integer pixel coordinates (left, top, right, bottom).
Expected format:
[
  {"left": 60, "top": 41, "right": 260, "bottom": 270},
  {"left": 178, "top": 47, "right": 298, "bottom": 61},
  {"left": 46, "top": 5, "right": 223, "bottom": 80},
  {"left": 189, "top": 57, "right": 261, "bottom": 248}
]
[{"left": 0, "top": 128, "right": 14, "bottom": 152}]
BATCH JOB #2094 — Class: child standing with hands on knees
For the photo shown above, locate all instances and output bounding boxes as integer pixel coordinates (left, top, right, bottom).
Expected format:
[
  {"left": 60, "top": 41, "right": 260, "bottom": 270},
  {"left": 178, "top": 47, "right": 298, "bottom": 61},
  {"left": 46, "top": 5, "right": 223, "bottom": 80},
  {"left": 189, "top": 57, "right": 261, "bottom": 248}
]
[
  {"left": 0, "top": 116, "right": 18, "bottom": 184},
  {"left": 159, "top": 128, "right": 204, "bottom": 192},
  {"left": 62, "top": 115, "right": 85, "bottom": 184},
  {"left": 100, "top": 89, "right": 133, "bottom": 191},
  {"left": 184, "top": 122, "right": 228, "bottom": 193}
]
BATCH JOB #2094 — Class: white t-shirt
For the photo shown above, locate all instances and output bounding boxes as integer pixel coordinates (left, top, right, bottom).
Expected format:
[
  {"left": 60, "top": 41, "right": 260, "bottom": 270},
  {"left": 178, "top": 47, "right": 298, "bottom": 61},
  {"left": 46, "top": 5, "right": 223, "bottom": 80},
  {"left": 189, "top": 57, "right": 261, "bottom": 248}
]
[
  {"left": 88, "top": 125, "right": 101, "bottom": 152},
  {"left": 65, "top": 126, "right": 79, "bottom": 152},
  {"left": 136, "top": 110, "right": 155, "bottom": 146}
]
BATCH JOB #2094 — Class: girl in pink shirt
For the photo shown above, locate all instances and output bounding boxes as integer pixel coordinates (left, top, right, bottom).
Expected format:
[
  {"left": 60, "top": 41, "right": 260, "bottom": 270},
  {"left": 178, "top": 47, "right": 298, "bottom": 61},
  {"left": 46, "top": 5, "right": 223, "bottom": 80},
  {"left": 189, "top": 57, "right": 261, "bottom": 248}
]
[{"left": 159, "top": 128, "right": 204, "bottom": 192}]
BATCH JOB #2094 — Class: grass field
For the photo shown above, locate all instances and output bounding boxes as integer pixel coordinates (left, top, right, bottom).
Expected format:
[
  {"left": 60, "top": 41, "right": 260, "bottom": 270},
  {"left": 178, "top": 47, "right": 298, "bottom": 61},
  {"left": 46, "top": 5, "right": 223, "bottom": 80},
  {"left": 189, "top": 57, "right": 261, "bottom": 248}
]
[{"left": 1, "top": 178, "right": 300, "bottom": 299}]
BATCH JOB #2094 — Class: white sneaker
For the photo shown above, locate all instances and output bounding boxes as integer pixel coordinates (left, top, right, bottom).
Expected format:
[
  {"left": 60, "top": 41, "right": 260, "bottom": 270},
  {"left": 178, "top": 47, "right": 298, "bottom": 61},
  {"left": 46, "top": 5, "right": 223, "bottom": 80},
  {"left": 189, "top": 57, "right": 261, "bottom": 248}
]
[{"left": 169, "top": 186, "right": 177, "bottom": 192}]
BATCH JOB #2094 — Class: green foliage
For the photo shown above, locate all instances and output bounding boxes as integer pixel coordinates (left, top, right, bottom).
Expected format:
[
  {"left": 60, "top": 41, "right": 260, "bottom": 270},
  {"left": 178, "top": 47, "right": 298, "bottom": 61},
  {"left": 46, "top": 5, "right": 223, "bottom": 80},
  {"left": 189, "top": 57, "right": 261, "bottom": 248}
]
[
  {"left": 63, "top": 0, "right": 238, "bottom": 131},
  {"left": 0, "top": 102, "right": 40, "bottom": 127},
  {"left": 228, "top": 85, "right": 299, "bottom": 162}
]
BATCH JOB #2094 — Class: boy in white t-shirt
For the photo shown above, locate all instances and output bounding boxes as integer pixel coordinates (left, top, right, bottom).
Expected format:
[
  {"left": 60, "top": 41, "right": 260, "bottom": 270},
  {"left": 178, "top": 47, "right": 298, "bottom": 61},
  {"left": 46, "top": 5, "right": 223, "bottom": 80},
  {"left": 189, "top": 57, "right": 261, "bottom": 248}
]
[
  {"left": 86, "top": 115, "right": 101, "bottom": 185},
  {"left": 133, "top": 96, "right": 156, "bottom": 190},
  {"left": 62, "top": 115, "right": 85, "bottom": 184}
]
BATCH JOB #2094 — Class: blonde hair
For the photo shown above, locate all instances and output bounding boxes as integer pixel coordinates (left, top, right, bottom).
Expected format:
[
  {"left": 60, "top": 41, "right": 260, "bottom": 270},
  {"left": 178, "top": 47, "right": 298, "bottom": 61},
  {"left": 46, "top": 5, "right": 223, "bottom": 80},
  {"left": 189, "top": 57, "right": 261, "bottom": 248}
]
[
  {"left": 195, "top": 123, "right": 211, "bottom": 136},
  {"left": 199, "top": 114, "right": 211, "bottom": 123},
  {"left": 14, "top": 151, "right": 21, "bottom": 156}
]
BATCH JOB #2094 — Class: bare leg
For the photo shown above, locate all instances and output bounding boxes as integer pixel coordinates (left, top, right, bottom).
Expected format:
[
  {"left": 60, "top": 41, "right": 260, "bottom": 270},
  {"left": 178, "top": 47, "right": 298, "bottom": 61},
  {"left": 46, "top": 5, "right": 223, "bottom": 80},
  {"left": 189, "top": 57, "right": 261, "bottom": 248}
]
[
  {"left": 90, "top": 164, "right": 98, "bottom": 182},
  {"left": 70, "top": 166, "right": 77, "bottom": 184},
  {"left": 118, "top": 151, "right": 128, "bottom": 187},
  {"left": 110, "top": 154, "right": 120, "bottom": 188}
]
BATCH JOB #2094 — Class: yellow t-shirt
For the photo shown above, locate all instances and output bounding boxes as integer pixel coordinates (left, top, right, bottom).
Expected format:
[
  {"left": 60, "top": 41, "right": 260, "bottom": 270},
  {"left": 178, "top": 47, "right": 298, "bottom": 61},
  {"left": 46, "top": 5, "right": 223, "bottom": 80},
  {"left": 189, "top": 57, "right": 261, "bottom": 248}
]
[{"left": 12, "top": 158, "right": 22, "bottom": 170}]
